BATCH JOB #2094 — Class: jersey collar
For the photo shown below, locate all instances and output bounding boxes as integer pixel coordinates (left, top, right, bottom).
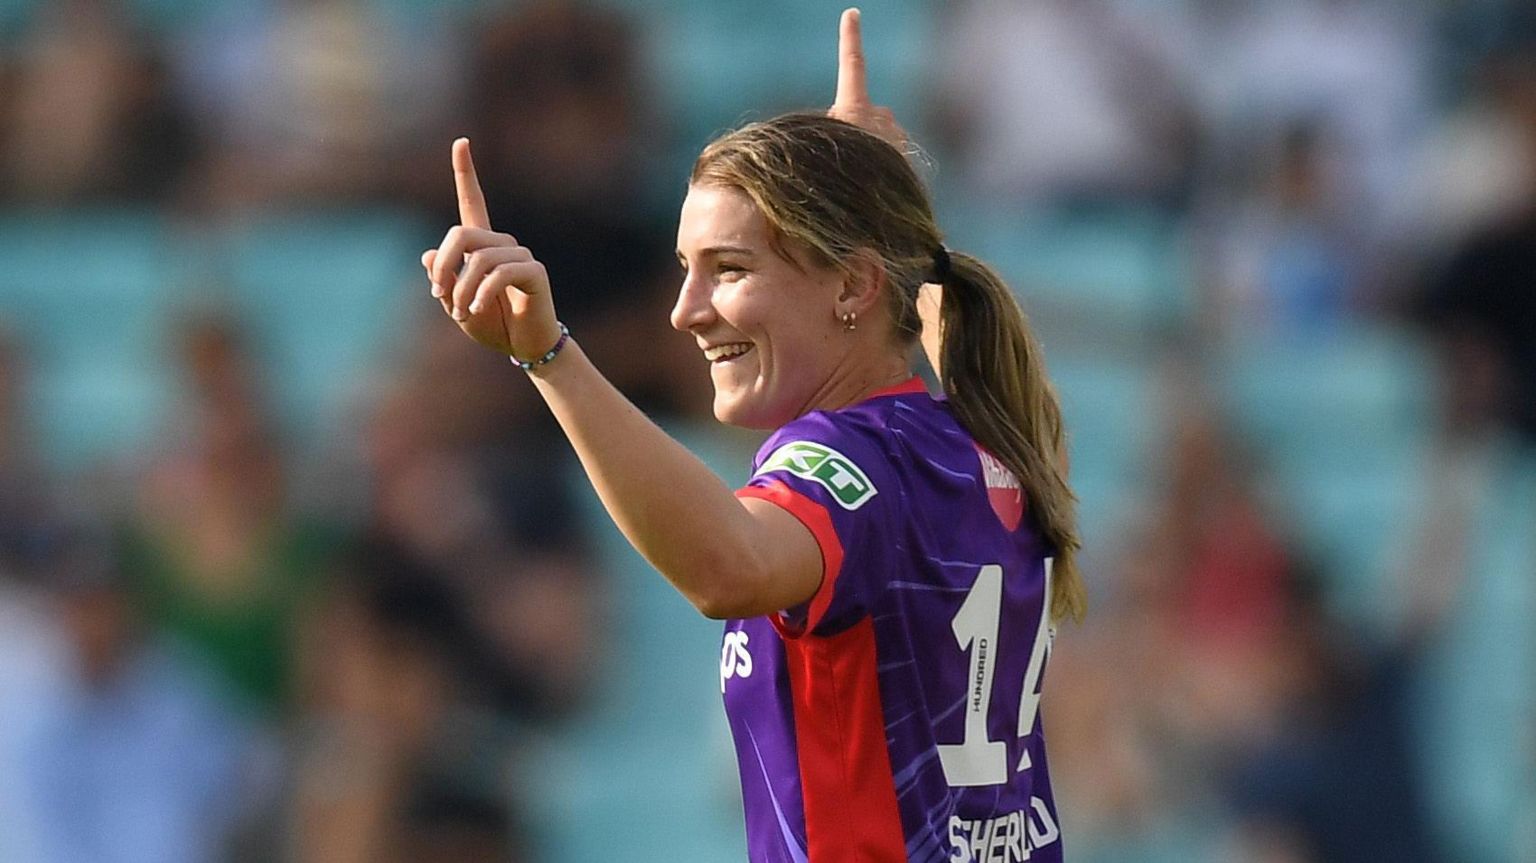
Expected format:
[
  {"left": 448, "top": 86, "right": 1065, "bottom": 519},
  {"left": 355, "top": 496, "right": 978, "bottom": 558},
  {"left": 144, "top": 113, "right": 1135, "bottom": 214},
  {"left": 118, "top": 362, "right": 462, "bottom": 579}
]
[{"left": 863, "top": 376, "right": 927, "bottom": 401}]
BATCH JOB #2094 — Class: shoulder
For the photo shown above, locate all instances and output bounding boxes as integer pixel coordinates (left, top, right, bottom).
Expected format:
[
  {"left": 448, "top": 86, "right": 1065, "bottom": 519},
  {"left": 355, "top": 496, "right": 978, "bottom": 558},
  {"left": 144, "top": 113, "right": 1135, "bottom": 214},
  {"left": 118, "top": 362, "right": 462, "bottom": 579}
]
[{"left": 751, "top": 390, "right": 961, "bottom": 505}]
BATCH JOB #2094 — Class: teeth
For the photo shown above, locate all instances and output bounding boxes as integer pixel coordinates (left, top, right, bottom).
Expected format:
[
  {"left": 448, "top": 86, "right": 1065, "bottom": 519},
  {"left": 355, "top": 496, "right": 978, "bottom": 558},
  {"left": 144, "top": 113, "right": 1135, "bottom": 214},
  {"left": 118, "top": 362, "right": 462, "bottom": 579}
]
[{"left": 705, "top": 343, "right": 752, "bottom": 362}]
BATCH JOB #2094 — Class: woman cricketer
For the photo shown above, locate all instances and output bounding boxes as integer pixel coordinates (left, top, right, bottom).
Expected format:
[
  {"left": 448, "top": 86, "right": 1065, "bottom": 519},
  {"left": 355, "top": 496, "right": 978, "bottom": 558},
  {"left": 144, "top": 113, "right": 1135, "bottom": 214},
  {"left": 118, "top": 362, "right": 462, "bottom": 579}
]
[{"left": 423, "top": 10, "right": 1084, "bottom": 861}]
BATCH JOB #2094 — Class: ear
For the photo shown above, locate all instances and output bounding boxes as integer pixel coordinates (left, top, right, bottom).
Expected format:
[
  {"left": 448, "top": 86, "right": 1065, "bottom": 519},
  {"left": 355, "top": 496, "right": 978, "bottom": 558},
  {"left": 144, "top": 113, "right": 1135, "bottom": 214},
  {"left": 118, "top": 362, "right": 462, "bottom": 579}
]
[{"left": 834, "top": 248, "right": 886, "bottom": 319}]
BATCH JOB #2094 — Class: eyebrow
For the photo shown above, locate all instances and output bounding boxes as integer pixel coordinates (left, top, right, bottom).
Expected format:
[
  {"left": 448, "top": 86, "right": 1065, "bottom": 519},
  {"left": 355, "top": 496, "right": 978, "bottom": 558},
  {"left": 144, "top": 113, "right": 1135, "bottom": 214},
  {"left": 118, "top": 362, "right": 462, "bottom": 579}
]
[{"left": 676, "top": 245, "right": 757, "bottom": 262}]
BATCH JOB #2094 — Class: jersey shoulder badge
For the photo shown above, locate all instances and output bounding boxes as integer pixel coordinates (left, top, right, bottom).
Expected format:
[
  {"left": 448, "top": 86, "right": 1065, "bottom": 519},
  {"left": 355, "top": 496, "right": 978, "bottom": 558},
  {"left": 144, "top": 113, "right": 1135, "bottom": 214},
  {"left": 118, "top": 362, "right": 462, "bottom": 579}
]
[{"left": 755, "top": 440, "right": 878, "bottom": 510}]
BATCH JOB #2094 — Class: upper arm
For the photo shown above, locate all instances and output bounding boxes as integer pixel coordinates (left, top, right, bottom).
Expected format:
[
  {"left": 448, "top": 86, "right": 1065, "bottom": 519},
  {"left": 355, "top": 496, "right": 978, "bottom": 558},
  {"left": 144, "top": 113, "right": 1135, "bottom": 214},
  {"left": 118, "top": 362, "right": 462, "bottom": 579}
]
[
  {"left": 728, "top": 494, "right": 826, "bottom": 618},
  {"left": 730, "top": 417, "right": 896, "bottom": 635}
]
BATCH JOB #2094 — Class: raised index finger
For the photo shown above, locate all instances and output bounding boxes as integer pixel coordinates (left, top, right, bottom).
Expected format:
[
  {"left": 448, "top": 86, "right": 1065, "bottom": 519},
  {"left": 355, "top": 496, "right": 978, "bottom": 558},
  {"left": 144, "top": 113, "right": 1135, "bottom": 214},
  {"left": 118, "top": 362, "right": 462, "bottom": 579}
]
[
  {"left": 834, "top": 7, "right": 868, "bottom": 108},
  {"left": 452, "top": 137, "right": 491, "bottom": 229}
]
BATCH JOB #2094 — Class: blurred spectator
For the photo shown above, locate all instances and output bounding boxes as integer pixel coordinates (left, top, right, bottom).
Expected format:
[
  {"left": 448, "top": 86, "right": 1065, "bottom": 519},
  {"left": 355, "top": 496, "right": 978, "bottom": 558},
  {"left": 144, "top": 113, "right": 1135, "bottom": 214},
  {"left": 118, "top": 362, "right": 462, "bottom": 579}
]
[
  {"left": 287, "top": 538, "right": 527, "bottom": 863},
  {"left": 0, "top": 328, "right": 64, "bottom": 583},
  {"left": 454, "top": 0, "right": 707, "bottom": 418},
  {"left": 1153, "top": 396, "right": 1294, "bottom": 667},
  {"left": 1195, "top": 121, "right": 1364, "bottom": 341},
  {"left": 1176, "top": 0, "right": 1432, "bottom": 241},
  {"left": 358, "top": 315, "right": 600, "bottom": 720},
  {"left": 1221, "top": 567, "right": 1453, "bottom": 863},
  {"left": 0, "top": 0, "right": 194, "bottom": 203},
  {"left": 1416, "top": 45, "right": 1536, "bottom": 447},
  {"left": 929, "top": 0, "right": 1200, "bottom": 209},
  {"left": 118, "top": 314, "right": 340, "bottom": 714},
  {"left": 0, "top": 530, "right": 269, "bottom": 863},
  {"left": 1398, "top": 45, "right": 1536, "bottom": 254},
  {"left": 174, "top": 0, "right": 452, "bottom": 209}
]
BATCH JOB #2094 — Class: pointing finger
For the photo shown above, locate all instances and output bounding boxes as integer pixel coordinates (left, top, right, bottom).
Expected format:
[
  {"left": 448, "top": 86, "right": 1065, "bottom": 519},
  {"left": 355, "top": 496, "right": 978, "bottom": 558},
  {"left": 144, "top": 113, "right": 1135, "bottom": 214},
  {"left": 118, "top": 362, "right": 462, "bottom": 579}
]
[
  {"left": 452, "top": 137, "right": 492, "bottom": 230},
  {"left": 835, "top": 8, "right": 868, "bottom": 108}
]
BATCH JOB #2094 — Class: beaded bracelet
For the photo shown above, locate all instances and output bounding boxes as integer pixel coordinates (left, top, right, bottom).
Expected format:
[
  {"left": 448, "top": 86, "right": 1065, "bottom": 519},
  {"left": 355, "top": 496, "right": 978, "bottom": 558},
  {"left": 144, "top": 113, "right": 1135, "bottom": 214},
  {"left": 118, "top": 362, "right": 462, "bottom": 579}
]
[{"left": 512, "top": 322, "right": 570, "bottom": 371}]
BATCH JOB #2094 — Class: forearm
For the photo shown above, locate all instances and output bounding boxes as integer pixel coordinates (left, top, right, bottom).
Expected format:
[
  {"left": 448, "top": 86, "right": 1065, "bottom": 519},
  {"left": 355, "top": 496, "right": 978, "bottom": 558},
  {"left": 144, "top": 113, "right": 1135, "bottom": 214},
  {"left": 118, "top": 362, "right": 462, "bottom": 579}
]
[{"left": 526, "top": 342, "right": 769, "bottom": 615}]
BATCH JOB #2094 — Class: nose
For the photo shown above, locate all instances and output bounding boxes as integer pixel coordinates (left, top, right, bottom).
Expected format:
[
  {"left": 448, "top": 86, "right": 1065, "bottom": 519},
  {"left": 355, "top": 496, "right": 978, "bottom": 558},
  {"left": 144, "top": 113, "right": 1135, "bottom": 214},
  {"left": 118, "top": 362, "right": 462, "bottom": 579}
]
[{"left": 669, "top": 271, "right": 714, "bottom": 334}]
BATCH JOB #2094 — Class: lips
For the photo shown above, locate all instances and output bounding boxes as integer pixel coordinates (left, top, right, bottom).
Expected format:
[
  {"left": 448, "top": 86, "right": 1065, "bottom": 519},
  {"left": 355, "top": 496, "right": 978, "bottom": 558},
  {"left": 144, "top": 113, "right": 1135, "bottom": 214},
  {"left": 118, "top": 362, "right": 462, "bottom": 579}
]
[{"left": 703, "top": 342, "right": 754, "bottom": 363}]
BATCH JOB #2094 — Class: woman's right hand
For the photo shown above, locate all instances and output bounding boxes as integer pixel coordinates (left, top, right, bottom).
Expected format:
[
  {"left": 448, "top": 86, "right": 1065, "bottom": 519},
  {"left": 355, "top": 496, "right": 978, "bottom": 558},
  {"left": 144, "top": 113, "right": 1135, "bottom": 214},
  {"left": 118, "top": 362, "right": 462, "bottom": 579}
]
[
  {"left": 828, "top": 8, "right": 908, "bottom": 152},
  {"left": 422, "top": 138, "right": 563, "bottom": 362}
]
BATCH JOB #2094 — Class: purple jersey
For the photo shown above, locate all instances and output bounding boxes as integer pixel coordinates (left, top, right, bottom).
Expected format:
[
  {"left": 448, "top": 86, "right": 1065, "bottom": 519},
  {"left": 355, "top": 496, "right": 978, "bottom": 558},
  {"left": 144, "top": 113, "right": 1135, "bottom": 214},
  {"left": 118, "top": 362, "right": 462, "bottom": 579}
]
[{"left": 726, "top": 378, "right": 1063, "bottom": 863}]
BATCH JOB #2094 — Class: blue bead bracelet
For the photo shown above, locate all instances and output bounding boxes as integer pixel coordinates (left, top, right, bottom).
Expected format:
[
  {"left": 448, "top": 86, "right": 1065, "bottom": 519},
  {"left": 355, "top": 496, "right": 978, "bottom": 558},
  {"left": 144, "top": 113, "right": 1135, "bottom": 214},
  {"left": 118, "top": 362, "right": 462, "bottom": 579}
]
[{"left": 512, "top": 322, "right": 570, "bottom": 371}]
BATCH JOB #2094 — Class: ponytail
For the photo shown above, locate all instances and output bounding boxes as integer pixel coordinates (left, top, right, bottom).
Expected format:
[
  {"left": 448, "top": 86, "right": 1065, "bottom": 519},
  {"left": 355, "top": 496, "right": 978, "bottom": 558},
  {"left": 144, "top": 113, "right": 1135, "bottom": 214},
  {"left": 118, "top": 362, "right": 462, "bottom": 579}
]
[{"left": 934, "top": 252, "right": 1086, "bottom": 623}]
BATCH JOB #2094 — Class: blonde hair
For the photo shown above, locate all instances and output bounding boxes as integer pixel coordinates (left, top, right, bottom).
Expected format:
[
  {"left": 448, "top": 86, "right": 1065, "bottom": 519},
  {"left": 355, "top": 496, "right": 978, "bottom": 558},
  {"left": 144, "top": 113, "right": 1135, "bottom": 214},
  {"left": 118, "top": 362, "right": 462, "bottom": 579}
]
[{"left": 692, "top": 114, "right": 1085, "bottom": 622}]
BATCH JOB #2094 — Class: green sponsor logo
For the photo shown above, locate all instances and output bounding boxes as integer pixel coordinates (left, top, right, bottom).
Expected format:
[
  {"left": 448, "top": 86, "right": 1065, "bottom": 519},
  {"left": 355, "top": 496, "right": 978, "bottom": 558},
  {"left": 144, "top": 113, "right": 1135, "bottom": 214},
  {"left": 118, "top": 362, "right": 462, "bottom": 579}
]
[{"left": 756, "top": 441, "right": 877, "bottom": 510}]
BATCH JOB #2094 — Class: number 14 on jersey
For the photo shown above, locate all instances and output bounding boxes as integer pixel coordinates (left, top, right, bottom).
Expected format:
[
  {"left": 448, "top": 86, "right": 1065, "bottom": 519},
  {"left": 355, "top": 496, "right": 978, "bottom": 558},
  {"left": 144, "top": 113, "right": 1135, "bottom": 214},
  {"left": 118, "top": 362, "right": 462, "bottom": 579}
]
[{"left": 937, "top": 559, "right": 1054, "bottom": 788}]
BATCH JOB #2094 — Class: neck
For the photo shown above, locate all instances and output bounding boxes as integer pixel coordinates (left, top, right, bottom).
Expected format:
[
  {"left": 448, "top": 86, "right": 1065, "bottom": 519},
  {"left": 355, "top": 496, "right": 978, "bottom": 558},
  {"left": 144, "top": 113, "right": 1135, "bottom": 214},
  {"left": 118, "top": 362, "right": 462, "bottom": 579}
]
[{"left": 800, "top": 349, "right": 913, "bottom": 415}]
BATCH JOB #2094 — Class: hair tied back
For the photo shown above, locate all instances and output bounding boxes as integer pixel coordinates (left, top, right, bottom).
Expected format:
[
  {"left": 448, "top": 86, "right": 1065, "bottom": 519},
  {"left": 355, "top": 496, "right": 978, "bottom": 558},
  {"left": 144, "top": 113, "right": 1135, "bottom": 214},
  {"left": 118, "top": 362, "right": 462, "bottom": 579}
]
[{"left": 929, "top": 245, "right": 952, "bottom": 284}]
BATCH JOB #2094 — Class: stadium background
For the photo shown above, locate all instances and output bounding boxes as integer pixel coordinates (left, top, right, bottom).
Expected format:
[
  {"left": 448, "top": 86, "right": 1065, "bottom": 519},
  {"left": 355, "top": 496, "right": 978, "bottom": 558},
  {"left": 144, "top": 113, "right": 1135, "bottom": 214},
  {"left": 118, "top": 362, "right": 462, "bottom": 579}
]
[{"left": 0, "top": 0, "right": 1532, "bottom": 860}]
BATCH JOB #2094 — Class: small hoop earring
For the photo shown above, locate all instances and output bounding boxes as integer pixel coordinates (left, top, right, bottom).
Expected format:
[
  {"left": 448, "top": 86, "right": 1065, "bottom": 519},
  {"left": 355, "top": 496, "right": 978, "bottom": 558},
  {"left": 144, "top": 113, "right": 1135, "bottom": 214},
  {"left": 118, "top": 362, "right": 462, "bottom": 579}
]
[{"left": 841, "top": 311, "right": 857, "bottom": 331}]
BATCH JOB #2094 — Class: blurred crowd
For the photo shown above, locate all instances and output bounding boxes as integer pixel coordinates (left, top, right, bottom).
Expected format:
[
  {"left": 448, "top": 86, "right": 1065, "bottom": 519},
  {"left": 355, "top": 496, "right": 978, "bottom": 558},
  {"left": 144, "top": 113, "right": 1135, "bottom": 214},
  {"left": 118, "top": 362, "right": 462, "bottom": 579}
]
[{"left": 0, "top": 0, "right": 1531, "bottom": 861}]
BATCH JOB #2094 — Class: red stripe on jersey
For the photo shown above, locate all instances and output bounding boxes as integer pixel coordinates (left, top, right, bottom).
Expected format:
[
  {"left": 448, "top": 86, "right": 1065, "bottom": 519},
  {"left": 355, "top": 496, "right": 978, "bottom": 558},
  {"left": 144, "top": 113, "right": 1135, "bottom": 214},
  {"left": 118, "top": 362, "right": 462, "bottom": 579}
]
[
  {"left": 865, "top": 375, "right": 927, "bottom": 400},
  {"left": 783, "top": 617, "right": 907, "bottom": 861},
  {"left": 735, "top": 481, "right": 844, "bottom": 637}
]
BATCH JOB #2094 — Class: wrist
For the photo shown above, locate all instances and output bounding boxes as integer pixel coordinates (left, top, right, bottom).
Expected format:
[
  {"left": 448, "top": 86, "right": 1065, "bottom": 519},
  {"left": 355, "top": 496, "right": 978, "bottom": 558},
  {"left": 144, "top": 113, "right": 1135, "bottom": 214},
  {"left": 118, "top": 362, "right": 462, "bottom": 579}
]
[{"left": 511, "top": 322, "right": 570, "bottom": 371}]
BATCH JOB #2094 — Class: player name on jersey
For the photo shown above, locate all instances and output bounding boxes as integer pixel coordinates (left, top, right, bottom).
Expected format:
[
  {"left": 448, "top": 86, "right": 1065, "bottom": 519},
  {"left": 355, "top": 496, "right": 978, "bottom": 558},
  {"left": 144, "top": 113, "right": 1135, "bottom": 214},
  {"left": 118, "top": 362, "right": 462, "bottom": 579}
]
[{"left": 948, "top": 797, "right": 1061, "bottom": 863}]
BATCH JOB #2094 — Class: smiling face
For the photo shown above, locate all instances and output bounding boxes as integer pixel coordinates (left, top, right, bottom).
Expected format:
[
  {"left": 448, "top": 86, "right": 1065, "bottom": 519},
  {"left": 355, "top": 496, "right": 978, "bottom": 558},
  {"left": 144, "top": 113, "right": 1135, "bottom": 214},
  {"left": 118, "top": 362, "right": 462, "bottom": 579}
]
[{"left": 671, "top": 184, "right": 852, "bottom": 429}]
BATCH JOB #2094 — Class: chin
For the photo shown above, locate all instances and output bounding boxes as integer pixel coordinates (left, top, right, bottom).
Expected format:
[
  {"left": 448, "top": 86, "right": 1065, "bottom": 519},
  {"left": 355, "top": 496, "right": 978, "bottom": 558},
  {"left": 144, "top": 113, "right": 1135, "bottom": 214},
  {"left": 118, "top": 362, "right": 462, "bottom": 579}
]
[{"left": 712, "top": 392, "right": 781, "bottom": 430}]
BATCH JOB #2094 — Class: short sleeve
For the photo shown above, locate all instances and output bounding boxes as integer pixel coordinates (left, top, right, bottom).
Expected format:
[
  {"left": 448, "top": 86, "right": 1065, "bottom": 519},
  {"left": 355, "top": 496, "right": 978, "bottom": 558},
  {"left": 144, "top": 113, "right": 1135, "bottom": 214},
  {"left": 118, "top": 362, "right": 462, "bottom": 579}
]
[{"left": 734, "top": 411, "right": 896, "bottom": 639}]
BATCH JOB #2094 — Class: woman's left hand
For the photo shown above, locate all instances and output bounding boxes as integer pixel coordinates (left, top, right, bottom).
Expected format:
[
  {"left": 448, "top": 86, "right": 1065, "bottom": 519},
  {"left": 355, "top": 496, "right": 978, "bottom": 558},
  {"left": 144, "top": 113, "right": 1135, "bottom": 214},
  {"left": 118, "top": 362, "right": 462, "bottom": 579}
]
[{"left": 828, "top": 8, "right": 908, "bottom": 152}]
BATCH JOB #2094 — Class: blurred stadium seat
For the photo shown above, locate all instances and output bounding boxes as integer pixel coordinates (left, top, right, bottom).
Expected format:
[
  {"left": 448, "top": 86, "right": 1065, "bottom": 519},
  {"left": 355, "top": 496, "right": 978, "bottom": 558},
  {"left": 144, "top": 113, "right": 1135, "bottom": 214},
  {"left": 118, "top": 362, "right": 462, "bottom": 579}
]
[
  {"left": 0, "top": 207, "right": 180, "bottom": 469},
  {"left": 0, "top": 207, "right": 426, "bottom": 468},
  {"left": 639, "top": 0, "right": 931, "bottom": 178},
  {"left": 1049, "top": 355, "right": 1162, "bottom": 544},
  {"left": 1217, "top": 325, "right": 1436, "bottom": 618},
  {"left": 939, "top": 203, "right": 1193, "bottom": 344},
  {"left": 218, "top": 208, "right": 429, "bottom": 437},
  {"left": 1415, "top": 446, "right": 1536, "bottom": 863}
]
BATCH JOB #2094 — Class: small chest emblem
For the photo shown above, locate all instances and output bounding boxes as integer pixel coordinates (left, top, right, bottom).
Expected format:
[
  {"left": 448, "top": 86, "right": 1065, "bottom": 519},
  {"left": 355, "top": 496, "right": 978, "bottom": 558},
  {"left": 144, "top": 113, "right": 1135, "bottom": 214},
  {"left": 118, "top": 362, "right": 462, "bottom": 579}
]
[{"left": 756, "top": 441, "right": 877, "bottom": 510}]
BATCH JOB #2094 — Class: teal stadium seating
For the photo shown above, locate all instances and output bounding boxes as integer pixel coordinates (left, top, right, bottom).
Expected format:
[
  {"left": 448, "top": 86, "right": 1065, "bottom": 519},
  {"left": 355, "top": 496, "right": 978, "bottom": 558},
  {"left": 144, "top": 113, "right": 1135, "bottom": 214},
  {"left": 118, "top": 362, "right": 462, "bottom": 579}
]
[
  {"left": 1216, "top": 326, "right": 1436, "bottom": 622},
  {"left": 1048, "top": 357, "right": 1162, "bottom": 547},
  {"left": 217, "top": 208, "right": 429, "bottom": 436},
  {"left": 1414, "top": 446, "right": 1536, "bottom": 862},
  {"left": 0, "top": 207, "right": 426, "bottom": 471},
  {"left": 638, "top": 0, "right": 932, "bottom": 185},
  {"left": 936, "top": 203, "right": 1193, "bottom": 345},
  {"left": 0, "top": 208, "right": 181, "bottom": 470}
]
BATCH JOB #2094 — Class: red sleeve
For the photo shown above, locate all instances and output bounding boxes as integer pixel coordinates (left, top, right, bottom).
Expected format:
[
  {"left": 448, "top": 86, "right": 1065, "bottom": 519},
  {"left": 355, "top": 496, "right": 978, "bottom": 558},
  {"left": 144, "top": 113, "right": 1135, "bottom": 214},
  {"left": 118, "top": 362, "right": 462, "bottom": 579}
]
[{"left": 735, "top": 479, "right": 845, "bottom": 639}]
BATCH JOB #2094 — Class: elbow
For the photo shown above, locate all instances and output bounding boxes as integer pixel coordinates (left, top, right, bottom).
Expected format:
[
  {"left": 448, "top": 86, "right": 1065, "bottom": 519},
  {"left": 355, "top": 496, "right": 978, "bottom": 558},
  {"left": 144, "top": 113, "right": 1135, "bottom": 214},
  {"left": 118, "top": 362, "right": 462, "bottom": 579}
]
[
  {"left": 677, "top": 548, "right": 773, "bottom": 621},
  {"left": 693, "top": 594, "right": 737, "bottom": 621},
  {"left": 687, "top": 577, "right": 761, "bottom": 621}
]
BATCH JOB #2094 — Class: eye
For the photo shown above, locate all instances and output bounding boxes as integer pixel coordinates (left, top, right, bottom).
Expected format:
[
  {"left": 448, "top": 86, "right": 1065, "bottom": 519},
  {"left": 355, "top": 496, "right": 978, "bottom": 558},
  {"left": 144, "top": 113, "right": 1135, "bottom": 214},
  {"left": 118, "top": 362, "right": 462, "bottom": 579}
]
[{"left": 717, "top": 262, "right": 748, "bottom": 279}]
